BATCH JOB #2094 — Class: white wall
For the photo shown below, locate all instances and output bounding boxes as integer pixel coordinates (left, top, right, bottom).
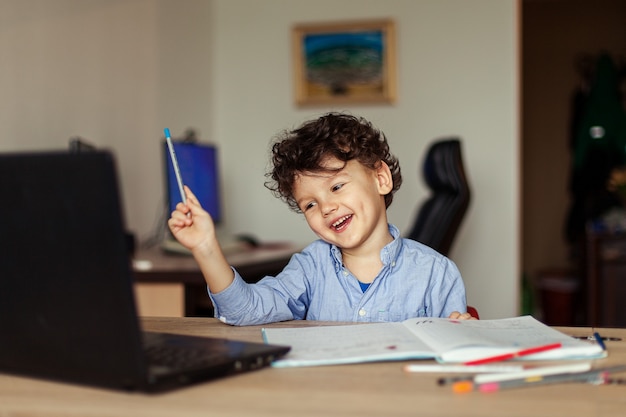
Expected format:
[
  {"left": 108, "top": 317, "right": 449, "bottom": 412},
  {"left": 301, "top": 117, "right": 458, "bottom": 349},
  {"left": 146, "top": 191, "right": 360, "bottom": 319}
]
[
  {"left": 0, "top": 0, "right": 519, "bottom": 319},
  {"left": 0, "top": 0, "right": 162, "bottom": 240}
]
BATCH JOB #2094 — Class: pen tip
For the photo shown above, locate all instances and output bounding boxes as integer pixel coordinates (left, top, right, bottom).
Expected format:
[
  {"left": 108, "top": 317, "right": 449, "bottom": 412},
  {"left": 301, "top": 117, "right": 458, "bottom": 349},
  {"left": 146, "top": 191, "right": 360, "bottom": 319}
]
[{"left": 164, "top": 128, "right": 171, "bottom": 138}]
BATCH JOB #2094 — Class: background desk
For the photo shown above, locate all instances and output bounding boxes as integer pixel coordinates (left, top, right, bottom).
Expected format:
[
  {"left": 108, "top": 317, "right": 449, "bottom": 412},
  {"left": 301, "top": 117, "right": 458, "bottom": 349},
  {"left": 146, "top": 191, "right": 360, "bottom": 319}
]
[
  {"left": 1, "top": 318, "right": 625, "bottom": 417},
  {"left": 586, "top": 229, "right": 626, "bottom": 327},
  {"left": 133, "top": 243, "right": 298, "bottom": 316}
]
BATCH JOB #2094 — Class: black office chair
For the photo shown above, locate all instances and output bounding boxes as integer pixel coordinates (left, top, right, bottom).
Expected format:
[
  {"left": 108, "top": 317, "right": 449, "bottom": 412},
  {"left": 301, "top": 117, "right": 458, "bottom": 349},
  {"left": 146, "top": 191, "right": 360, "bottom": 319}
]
[{"left": 406, "top": 138, "right": 470, "bottom": 256}]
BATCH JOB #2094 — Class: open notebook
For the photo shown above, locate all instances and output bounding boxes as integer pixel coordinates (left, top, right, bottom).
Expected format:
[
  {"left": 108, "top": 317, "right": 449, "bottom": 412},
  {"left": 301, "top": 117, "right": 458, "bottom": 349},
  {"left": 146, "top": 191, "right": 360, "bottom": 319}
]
[
  {"left": 0, "top": 150, "right": 289, "bottom": 392},
  {"left": 263, "top": 316, "right": 605, "bottom": 368}
]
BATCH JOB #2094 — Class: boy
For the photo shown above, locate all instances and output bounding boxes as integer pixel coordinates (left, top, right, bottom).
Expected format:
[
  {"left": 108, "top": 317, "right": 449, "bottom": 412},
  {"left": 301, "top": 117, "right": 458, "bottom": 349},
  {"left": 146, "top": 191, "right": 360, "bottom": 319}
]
[{"left": 169, "top": 113, "right": 472, "bottom": 325}]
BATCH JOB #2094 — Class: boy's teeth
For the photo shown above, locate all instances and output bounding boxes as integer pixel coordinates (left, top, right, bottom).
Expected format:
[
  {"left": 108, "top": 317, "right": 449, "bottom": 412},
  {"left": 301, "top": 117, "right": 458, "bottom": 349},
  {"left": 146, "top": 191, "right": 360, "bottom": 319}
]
[{"left": 333, "top": 215, "right": 349, "bottom": 227}]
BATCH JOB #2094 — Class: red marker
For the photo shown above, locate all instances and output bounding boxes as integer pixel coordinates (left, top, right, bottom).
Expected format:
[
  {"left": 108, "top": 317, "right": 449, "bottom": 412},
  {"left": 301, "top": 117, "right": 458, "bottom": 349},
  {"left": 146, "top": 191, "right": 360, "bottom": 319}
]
[{"left": 463, "top": 343, "right": 562, "bottom": 366}]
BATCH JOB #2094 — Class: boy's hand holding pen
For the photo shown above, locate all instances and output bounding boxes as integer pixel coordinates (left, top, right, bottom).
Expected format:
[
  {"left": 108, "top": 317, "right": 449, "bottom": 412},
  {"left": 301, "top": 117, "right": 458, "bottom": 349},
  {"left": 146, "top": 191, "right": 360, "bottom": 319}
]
[{"left": 164, "top": 128, "right": 217, "bottom": 252}]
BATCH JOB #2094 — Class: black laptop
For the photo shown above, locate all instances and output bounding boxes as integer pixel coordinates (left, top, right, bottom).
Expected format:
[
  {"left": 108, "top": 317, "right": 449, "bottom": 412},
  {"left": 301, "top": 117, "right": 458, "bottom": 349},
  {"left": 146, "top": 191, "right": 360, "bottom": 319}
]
[{"left": 0, "top": 150, "right": 289, "bottom": 392}]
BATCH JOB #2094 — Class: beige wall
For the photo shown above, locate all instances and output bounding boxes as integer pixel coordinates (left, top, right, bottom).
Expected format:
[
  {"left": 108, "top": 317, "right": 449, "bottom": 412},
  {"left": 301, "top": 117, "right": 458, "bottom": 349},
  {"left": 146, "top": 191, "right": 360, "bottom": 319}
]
[{"left": 0, "top": 0, "right": 519, "bottom": 319}]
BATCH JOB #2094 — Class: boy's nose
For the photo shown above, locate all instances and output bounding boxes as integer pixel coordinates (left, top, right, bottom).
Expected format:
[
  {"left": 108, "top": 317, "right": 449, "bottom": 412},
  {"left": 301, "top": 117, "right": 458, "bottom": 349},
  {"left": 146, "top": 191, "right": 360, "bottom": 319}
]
[{"left": 320, "top": 200, "right": 338, "bottom": 217}]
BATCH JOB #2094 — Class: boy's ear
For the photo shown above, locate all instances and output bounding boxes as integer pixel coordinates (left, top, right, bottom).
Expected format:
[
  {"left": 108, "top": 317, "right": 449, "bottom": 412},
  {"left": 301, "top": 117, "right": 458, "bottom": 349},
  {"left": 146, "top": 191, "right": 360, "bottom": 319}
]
[{"left": 375, "top": 161, "right": 394, "bottom": 195}]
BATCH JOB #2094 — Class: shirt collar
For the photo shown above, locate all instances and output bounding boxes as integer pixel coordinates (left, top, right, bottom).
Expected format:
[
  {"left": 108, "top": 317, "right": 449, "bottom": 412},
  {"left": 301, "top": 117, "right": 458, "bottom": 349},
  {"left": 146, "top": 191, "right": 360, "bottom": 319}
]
[{"left": 381, "top": 223, "right": 402, "bottom": 265}]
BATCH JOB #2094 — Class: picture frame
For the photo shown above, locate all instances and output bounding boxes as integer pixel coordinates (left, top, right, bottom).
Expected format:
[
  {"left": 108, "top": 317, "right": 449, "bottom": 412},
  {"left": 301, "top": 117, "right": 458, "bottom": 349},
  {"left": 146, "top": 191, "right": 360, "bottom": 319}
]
[{"left": 292, "top": 19, "right": 397, "bottom": 106}]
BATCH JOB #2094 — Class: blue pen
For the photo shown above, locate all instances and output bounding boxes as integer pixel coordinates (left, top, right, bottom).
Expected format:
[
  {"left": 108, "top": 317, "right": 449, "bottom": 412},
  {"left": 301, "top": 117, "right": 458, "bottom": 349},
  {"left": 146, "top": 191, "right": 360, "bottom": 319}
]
[
  {"left": 594, "top": 332, "right": 607, "bottom": 351},
  {"left": 164, "top": 128, "right": 187, "bottom": 205}
]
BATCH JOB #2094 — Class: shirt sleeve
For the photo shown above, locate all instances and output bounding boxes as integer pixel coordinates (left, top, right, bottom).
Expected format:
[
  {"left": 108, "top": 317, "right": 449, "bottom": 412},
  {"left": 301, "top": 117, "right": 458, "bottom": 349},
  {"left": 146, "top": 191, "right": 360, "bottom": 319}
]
[
  {"left": 427, "top": 257, "right": 468, "bottom": 318},
  {"left": 209, "top": 251, "right": 314, "bottom": 326}
]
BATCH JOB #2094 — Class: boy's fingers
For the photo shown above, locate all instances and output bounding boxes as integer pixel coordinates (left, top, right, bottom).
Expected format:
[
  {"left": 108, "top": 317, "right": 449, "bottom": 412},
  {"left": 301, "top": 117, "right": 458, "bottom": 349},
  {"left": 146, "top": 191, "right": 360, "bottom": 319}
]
[
  {"left": 184, "top": 186, "right": 200, "bottom": 205},
  {"left": 169, "top": 213, "right": 186, "bottom": 226},
  {"left": 174, "top": 202, "right": 190, "bottom": 215}
]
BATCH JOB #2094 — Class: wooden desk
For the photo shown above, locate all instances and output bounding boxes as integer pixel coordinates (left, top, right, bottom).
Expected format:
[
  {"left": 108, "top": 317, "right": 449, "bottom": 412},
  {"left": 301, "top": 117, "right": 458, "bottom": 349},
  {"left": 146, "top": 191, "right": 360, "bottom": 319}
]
[
  {"left": 1, "top": 318, "right": 626, "bottom": 417},
  {"left": 133, "top": 244, "right": 298, "bottom": 316}
]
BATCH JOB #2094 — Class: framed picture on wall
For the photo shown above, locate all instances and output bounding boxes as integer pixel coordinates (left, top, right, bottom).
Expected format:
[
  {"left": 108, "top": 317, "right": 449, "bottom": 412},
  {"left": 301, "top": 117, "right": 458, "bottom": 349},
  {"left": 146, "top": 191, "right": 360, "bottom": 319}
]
[{"left": 292, "top": 19, "right": 397, "bottom": 106}]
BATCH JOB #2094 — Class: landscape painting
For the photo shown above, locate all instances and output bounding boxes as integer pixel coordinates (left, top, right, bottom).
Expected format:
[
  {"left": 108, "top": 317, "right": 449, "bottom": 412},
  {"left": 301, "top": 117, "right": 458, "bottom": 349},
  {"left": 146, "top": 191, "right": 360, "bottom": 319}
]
[{"left": 292, "top": 20, "right": 397, "bottom": 106}]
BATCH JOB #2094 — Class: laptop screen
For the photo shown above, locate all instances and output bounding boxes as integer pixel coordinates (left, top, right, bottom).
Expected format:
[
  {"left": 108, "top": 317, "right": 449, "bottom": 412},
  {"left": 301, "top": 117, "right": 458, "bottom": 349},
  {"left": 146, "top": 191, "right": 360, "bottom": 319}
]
[
  {"left": 0, "top": 150, "right": 289, "bottom": 392},
  {"left": 164, "top": 141, "right": 222, "bottom": 224}
]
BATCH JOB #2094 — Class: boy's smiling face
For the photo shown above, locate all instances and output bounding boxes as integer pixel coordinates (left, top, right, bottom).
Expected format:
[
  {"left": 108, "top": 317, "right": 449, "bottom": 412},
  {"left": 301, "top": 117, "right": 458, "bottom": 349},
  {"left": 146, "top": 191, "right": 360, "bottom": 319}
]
[{"left": 293, "top": 157, "right": 393, "bottom": 251}]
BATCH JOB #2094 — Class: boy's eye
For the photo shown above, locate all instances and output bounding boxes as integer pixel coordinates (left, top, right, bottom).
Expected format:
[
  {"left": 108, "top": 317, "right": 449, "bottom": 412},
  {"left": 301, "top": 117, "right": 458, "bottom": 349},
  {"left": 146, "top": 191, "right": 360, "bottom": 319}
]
[
  {"left": 303, "top": 201, "right": 317, "bottom": 211},
  {"left": 331, "top": 183, "right": 344, "bottom": 192}
]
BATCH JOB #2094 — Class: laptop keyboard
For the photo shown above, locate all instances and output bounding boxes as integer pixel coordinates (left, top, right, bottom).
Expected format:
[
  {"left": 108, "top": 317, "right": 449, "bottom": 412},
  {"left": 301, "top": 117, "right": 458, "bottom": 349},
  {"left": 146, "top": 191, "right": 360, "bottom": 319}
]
[
  {"left": 143, "top": 332, "right": 228, "bottom": 371},
  {"left": 145, "top": 344, "right": 225, "bottom": 370}
]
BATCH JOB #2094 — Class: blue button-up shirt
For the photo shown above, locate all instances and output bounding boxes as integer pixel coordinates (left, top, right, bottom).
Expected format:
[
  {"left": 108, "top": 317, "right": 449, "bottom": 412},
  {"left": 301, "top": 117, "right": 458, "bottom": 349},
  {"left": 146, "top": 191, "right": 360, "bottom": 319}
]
[{"left": 210, "top": 224, "right": 467, "bottom": 325}]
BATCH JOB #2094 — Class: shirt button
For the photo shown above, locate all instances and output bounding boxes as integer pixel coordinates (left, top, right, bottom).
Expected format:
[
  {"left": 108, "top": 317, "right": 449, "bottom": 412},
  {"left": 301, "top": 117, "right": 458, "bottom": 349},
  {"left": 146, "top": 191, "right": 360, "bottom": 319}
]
[{"left": 358, "top": 309, "right": 366, "bottom": 317}]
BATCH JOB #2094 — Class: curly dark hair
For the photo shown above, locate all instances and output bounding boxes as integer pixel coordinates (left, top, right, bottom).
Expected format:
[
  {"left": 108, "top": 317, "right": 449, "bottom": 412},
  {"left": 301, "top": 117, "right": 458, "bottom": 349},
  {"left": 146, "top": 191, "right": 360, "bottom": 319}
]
[{"left": 265, "top": 113, "right": 402, "bottom": 212}]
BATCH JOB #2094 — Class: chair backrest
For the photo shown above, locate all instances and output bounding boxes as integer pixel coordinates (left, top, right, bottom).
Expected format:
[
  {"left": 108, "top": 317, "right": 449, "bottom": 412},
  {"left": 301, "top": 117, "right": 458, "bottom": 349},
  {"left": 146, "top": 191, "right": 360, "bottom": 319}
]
[{"left": 406, "top": 138, "right": 470, "bottom": 256}]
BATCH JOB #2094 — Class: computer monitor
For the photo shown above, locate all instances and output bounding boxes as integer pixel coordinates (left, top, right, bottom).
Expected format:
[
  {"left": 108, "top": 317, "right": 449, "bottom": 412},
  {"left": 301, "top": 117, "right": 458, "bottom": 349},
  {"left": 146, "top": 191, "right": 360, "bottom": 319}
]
[{"left": 164, "top": 141, "right": 222, "bottom": 224}]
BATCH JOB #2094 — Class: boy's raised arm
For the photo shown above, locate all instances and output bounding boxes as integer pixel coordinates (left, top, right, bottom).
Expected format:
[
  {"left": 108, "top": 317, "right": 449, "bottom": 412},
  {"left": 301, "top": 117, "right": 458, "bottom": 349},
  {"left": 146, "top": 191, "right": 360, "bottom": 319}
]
[{"left": 168, "top": 186, "right": 235, "bottom": 293}]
